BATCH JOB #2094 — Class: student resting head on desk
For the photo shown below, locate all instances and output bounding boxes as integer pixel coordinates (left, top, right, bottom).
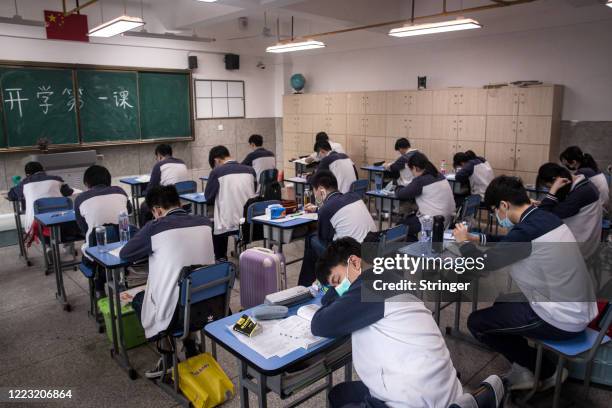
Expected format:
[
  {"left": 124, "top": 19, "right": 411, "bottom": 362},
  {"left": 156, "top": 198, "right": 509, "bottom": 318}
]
[
  {"left": 382, "top": 137, "right": 419, "bottom": 187},
  {"left": 205, "top": 145, "right": 257, "bottom": 261},
  {"left": 241, "top": 134, "right": 276, "bottom": 188},
  {"left": 312, "top": 140, "right": 357, "bottom": 194},
  {"left": 536, "top": 162, "right": 602, "bottom": 260},
  {"left": 303, "top": 131, "right": 346, "bottom": 164},
  {"left": 452, "top": 151, "right": 495, "bottom": 200},
  {"left": 298, "top": 170, "right": 377, "bottom": 286},
  {"left": 311, "top": 237, "right": 463, "bottom": 408},
  {"left": 395, "top": 152, "right": 455, "bottom": 241},
  {"left": 560, "top": 146, "right": 609, "bottom": 214},
  {"left": 120, "top": 185, "right": 215, "bottom": 379},
  {"left": 75, "top": 165, "right": 131, "bottom": 296},
  {"left": 454, "top": 175, "right": 598, "bottom": 392}
]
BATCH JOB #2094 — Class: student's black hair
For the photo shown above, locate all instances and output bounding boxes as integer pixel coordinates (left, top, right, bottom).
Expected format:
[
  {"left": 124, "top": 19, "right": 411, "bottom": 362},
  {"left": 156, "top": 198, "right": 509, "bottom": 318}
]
[
  {"left": 83, "top": 165, "right": 111, "bottom": 188},
  {"left": 24, "top": 161, "right": 44, "bottom": 176},
  {"left": 484, "top": 175, "right": 530, "bottom": 209},
  {"left": 314, "top": 140, "right": 332, "bottom": 153},
  {"left": 394, "top": 137, "right": 411, "bottom": 151},
  {"left": 407, "top": 152, "right": 439, "bottom": 177},
  {"left": 536, "top": 162, "right": 572, "bottom": 190},
  {"left": 315, "top": 237, "right": 361, "bottom": 284},
  {"left": 453, "top": 152, "right": 469, "bottom": 168},
  {"left": 310, "top": 170, "right": 338, "bottom": 191},
  {"left": 315, "top": 132, "right": 329, "bottom": 143},
  {"left": 560, "top": 146, "right": 599, "bottom": 172},
  {"left": 145, "top": 185, "right": 181, "bottom": 209},
  {"left": 248, "top": 134, "right": 264, "bottom": 147},
  {"left": 464, "top": 150, "right": 477, "bottom": 160},
  {"left": 208, "top": 145, "right": 231, "bottom": 169},
  {"left": 154, "top": 143, "right": 173, "bottom": 157}
]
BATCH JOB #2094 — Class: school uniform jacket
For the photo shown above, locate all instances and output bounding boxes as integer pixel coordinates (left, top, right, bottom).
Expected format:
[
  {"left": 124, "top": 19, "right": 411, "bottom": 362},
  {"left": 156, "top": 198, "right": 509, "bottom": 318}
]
[
  {"left": 312, "top": 278, "right": 463, "bottom": 408},
  {"left": 461, "top": 206, "right": 597, "bottom": 332},
  {"left": 204, "top": 161, "right": 256, "bottom": 235},
  {"left": 388, "top": 149, "right": 419, "bottom": 186},
  {"left": 307, "top": 141, "right": 346, "bottom": 161},
  {"left": 317, "top": 191, "right": 377, "bottom": 244},
  {"left": 147, "top": 157, "right": 190, "bottom": 192},
  {"left": 74, "top": 185, "right": 130, "bottom": 256},
  {"left": 317, "top": 151, "right": 357, "bottom": 194},
  {"left": 396, "top": 173, "right": 455, "bottom": 224},
  {"left": 241, "top": 147, "right": 276, "bottom": 185},
  {"left": 8, "top": 171, "right": 73, "bottom": 231},
  {"left": 454, "top": 157, "right": 495, "bottom": 198},
  {"left": 576, "top": 167, "right": 610, "bottom": 213},
  {"left": 119, "top": 208, "right": 215, "bottom": 339},
  {"left": 539, "top": 175, "right": 601, "bottom": 259}
]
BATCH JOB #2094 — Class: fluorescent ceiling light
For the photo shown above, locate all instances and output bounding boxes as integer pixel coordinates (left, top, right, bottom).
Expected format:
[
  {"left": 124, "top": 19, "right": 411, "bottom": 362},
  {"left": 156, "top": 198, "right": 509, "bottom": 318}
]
[
  {"left": 0, "top": 15, "right": 45, "bottom": 27},
  {"left": 389, "top": 18, "right": 482, "bottom": 37},
  {"left": 607, "top": 1, "right": 612, "bottom": 8},
  {"left": 266, "top": 39, "right": 325, "bottom": 53},
  {"left": 124, "top": 31, "right": 215, "bottom": 43},
  {"left": 196, "top": 0, "right": 218, "bottom": 2},
  {"left": 88, "top": 15, "right": 145, "bottom": 38}
]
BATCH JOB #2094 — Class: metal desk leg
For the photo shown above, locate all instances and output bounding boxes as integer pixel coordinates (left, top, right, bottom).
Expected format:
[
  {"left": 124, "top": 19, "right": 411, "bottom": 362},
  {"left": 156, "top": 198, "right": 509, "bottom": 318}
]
[
  {"left": 239, "top": 360, "right": 251, "bottom": 408},
  {"left": 12, "top": 201, "right": 31, "bottom": 266},
  {"left": 376, "top": 197, "right": 383, "bottom": 231},
  {"left": 254, "top": 370, "right": 268, "bottom": 408},
  {"left": 131, "top": 186, "right": 140, "bottom": 227},
  {"left": 39, "top": 222, "right": 51, "bottom": 275},
  {"left": 51, "top": 225, "right": 70, "bottom": 311}
]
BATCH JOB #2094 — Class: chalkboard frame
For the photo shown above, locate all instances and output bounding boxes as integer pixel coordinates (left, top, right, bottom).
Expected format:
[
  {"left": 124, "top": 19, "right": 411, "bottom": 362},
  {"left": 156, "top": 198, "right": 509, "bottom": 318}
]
[{"left": 0, "top": 60, "right": 194, "bottom": 153}]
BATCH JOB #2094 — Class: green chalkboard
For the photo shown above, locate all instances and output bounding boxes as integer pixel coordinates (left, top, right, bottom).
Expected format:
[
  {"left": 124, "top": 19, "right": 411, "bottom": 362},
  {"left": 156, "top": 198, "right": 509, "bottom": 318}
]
[
  {"left": 139, "top": 72, "right": 191, "bottom": 140},
  {"left": 0, "top": 67, "right": 79, "bottom": 147},
  {"left": 77, "top": 70, "right": 140, "bottom": 142}
]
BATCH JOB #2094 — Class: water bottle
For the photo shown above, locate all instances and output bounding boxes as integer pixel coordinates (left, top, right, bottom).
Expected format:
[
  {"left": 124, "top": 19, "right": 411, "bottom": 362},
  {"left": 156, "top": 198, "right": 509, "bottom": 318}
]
[
  {"left": 303, "top": 187, "right": 311, "bottom": 208},
  {"left": 118, "top": 211, "right": 130, "bottom": 244},
  {"left": 95, "top": 226, "right": 108, "bottom": 252},
  {"left": 440, "top": 160, "right": 447, "bottom": 175},
  {"left": 420, "top": 215, "right": 433, "bottom": 242},
  {"left": 432, "top": 215, "right": 445, "bottom": 253}
]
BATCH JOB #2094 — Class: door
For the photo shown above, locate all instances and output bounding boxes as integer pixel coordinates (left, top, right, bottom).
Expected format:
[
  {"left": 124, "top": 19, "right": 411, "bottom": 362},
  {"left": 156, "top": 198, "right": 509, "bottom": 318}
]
[
  {"left": 515, "top": 143, "right": 549, "bottom": 172},
  {"left": 518, "top": 86, "right": 554, "bottom": 116},
  {"left": 485, "top": 116, "right": 517, "bottom": 143},
  {"left": 457, "top": 89, "right": 487, "bottom": 115},
  {"left": 347, "top": 93, "right": 366, "bottom": 115},
  {"left": 457, "top": 116, "right": 486, "bottom": 141},
  {"left": 516, "top": 116, "right": 552, "bottom": 145},
  {"left": 486, "top": 87, "right": 519, "bottom": 116},
  {"left": 431, "top": 116, "right": 458, "bottom": 140},
  {"left": 364, "top": 91, "right": 387, "bottom": 114},
  {"left": 485, "top": 142, "right": 516, "bottom": 171}
]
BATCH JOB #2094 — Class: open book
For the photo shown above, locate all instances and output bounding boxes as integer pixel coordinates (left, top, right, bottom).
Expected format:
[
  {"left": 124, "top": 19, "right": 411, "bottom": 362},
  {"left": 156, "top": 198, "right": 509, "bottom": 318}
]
[{"left": 276, "top": 304, "right": 324, "bottom": 350}]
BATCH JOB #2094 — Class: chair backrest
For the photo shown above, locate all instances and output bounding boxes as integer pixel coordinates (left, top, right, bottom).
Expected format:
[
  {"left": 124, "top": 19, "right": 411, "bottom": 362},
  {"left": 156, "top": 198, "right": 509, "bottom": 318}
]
[
  {"left": 33, "top": 196, "right": 73, "bottom": 215},
  {"left": 174, "top": 180, "right": 197, "bottom": 195},
  {"left": 259, "top": 168, "right": 279, "bottom": 187},
  {"left": 350, "top": 179, "right": 369, "bottom": 197},
  {"left": 246, "top": 200, "right": 281, "bottom": 223},
  {"left": 381, "top": 224, "right": 408, "bottom": 246}
]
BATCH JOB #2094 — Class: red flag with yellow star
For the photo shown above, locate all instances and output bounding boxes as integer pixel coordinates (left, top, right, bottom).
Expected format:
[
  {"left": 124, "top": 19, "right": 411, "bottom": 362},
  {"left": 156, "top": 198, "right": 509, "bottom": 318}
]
[{"left": 45, "top": 10, "right": 89, "bottom": 42}]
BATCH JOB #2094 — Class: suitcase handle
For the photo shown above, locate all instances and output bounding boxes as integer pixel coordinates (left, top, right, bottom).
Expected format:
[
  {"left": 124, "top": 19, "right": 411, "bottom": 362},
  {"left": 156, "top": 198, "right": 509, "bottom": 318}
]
[{"left": 252, "top": 247, "right": 275, "bottom": 255}]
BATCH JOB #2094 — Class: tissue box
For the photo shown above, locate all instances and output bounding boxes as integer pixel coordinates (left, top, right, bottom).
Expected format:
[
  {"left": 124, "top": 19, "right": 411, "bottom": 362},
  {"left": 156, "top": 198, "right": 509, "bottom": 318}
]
[{"left": 270, "top": 206, "right": 286, "bottom": 219}]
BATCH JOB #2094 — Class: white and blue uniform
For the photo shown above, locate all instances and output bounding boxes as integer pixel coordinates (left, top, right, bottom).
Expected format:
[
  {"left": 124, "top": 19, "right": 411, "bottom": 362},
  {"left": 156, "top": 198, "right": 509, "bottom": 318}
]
[
  {"left": 317, "top": 151, "right": 357, "bottom": 194},
  {"left": 119, "top": 209, "right": 215, "bottom": 338},
  {"left": 387, "top": 149, "right": 419, "bottom": 187},
  {"left": 308, "top": 141, "right": 345, "bottom": 161},
  {"left": 454, "top": 157, "right": 495, "bottom": 199},
  {"left": 396, "top": 173, "right": 456, "bottom": 224},
  {"left": 242, "top": 147, "right": 276, "bottom": 185},
  {"left": 317, "top": 192, "right": 377, "bottom": 244},
  {"left": 205, "top": 161, "right": 257, "bottom": 235},
  {"left": 312, "top": 279, "right": 463, "bottom": 408},
  {"left": 576, "top": 167, "right": 610, "bottom": 213},
  {"left": 8, "top": 171, "right": 74, "bottom": 231},
  {"left": 539, "top": 175, "right": 602, "bottom": 259},
  {"left": 147, "top": 157, "right": 190, "bottom": 191}
]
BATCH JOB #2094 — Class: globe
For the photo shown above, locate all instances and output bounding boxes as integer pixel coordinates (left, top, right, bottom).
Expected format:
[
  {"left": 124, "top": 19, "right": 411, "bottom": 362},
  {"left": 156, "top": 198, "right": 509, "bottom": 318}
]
[{"left": 290, "top": 73, "right": 305, "bottom": 93}]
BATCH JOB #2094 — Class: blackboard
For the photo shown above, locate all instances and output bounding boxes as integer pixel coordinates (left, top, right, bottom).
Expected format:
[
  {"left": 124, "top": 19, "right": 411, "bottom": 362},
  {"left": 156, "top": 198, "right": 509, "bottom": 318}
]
[
  {"left": 139, "top": 72, "right": 191, "bottom": 139},
  {"left": 77, "top": 70, "right": 140, "bottom": 142},
  {"left": 0, "top": 67, "right": 79, "bottom": 147}
]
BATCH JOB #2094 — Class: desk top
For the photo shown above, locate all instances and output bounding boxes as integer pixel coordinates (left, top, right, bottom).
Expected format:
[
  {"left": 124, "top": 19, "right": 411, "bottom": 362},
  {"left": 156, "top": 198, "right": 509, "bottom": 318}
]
[
  {"left": 361, "top": 165, "right": 385, "bottom": 172},
  {"left": 252, "top": 213, "right": 317, "bottom": 229},
  {"left": 35, "top": 210, "right": 76, "bottom": 226},
  {"left": 199, "top": 176, "right": 209, "bottom": 181},
  {"left": 204, "top": 297, "right": 348, "bottom": 375},
  {"left": 180, "top": 192, "right": 207, "bottom": 203},
  {"left": 86, "top": 242, "right": 130, "bottom": 268},
  {"left": 119, "top": 176, "right": 150, "bottom": 185},
  {"left": 525, "top": 184, "right": 549, "bottom": 194},
  {"left": 284, "top": 177, "right": 309, "bottom": 184},
  {"left": 365, "top": 190, "right": 398, "bottom": 199}
]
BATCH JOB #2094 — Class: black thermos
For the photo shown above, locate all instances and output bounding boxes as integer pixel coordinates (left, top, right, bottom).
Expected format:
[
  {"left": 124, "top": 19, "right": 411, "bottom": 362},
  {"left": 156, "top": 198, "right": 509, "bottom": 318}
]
[{"left": 432, "top": 215, "right": 445, "bottom": 253}]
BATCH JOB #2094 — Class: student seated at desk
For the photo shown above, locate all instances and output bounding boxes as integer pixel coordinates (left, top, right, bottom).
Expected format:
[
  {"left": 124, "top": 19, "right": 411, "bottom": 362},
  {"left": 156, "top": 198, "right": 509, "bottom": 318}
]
[
  {"left": 454, "top": 176, "right": 597, "bottom": 391},
  {"left": 241, "top": 134, "right": 276, "bottom": 185},
  {"left": 560, "top": 146, "right": 610, "bottom": 214},
  {"left": 311, "top": 237, "right": 463, "bottom": 408},
  {"left": 383, "top": 137, "right": 419, "bottom": 186},
  {"left": 120, "top": 186, "right": 215, "bottom": 378},
  {"left": 75, "top": 165, "right": 131, "bottom": 295},
  {"left": 395, "top": 152, "right": 455, "bottom": 241},
  {"left": 8, "top": 161, "right": 75, "bottom": 234},
  {"left": 205, "top": 145, "right": 257, "bottom": 260},
  {"left": 452, "top": 151, "right": 495, "bottom": 199},
  {"left": 303, "top": 132, "right": 345, "bottom": 164},
  {"left": 313, "top": 140, "right": 357, "bottom": 194},
  {"left": 298, "top": 170, "right": 377, "bottom": 286},
  {"left": 536, "top": 163, "right": 601, "bottom": 259}
]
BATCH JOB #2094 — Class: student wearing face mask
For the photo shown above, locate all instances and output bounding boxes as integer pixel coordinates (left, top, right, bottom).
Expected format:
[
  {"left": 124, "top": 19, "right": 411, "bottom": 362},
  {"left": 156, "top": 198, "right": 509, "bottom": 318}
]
[
  {"left": 453, "top": 151, "right": 495, "bottom": 199},
  {"left": 453, "top": 176, "right": 597, "bottom": 392},
  {"left": 311, "top": 237, "right": 463, "bottom": 408},
  {"left": 395, "top": 152, "right": 455, "bottom": 241},
  {"left": 536, "top": 163, "right": 601, "bottom": 259},
  {"left": 312, "top": 140, "right": 357, "bottom": 194},
  {"left": 297, "top": 170, "right": 377, "bottom": 286},
  {"left": 303, "top": 132, "right": 346, "bottom": 164},
  {"left": 560, "top": 146, "right": 609, "bottom": 214},
  {"left": 382, "top": 137, "right": 419, "bottom": 186}
]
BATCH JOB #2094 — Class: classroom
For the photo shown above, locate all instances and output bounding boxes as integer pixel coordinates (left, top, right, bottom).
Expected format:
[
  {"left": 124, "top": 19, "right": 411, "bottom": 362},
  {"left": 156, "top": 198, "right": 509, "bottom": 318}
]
[{"left": 1, "top": 0, "right": 611, "bottom": 407}]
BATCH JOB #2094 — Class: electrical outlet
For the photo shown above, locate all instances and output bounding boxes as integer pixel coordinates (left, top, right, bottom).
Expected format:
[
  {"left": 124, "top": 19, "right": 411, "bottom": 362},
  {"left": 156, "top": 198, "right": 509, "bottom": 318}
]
[{"left": 217, "top": 124, "right": 224, "bottom": 131}]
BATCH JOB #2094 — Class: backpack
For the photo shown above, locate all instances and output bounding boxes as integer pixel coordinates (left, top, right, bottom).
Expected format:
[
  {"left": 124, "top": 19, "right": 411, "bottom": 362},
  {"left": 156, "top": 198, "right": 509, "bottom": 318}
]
[{"left": 260, "top": 180, "right": 282, "bottom": 201}]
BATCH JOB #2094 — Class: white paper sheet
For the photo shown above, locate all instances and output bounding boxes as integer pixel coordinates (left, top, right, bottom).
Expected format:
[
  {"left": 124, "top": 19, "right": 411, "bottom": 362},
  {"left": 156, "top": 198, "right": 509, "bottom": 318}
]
[
  {"left": 135, "top": 175, "right": 150, "bottom": 183},
  {"left": 108, "top": 245, "right": 124, "bottom": 258}
]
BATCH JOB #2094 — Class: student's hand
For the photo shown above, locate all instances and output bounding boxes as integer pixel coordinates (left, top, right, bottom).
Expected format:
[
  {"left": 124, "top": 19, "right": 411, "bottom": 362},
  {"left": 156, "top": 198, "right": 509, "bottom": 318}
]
[
  {"left": 383, "top": 162, "right": 391, "bottom": 170},
  {"left": 549, "top": 177, "right": 571, "bottom": 195},
  {"left": 304, "top": 203, "right": 318, "bottom": 213},
  {"left": 530, "top": 198, "right": 541, "bottom": 206},
  {"left": 453, "top": 223, "right": 476, "bottom": 243}
]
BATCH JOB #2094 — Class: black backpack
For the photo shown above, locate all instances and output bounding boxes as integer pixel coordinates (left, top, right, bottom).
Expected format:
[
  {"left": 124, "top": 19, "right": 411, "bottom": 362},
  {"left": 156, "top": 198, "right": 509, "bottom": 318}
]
[{"left": 261, "top": 181, "right": 282, "bottom": 201}]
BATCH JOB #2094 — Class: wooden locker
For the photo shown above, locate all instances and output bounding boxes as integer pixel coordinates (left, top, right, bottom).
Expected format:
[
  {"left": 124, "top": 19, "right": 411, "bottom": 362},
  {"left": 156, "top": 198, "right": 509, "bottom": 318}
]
[
  {"left": 365, "top": 135, "right": 387, "bottom": 160},
  {"left": 430, "top": 140, "right": 456, "bottom": 167},
  {"left": 431, "top": 116, "right": 458, "bottom": 140},
  {"left": 413, "top": 90, "right": 433, "bottom": 115},
  {"left": 385, "top": 137, "right": 399, "bottom": 159},
  {"left": 456, "top": 141, "right": 486, "bottom": 157},
  {"left": 283, "top": 115, "right": 299, "bottom": 133},
  {"left": 347, "top": 115, "right": 366, "bottom": 135},
  {"left": 485, "top": 142, "right": 516, "bottom": 171},
  {"left": 486, "top": 87, "right": 519, "bottom": 116},
  {"left": 299, "top": 94, "right": 318, "bottom": 114},
  {"left": 347, "top": 93, "right": 366, "bottom": 115},
  {"left": 515, "top": 143, "right": 549, "bottom": 172},
  {"left": 328, "top": 93, "right": 347, "bottom": 114},
  {"left": 364, "top": 92, "right": 387, "bottom": 114},
  {"left": 408, "top": 115, "right": 432, "bottom": 139},
  {"left": 411, "top": 138, "right": 432, "bottom": 157},
  {"left": 433, "top": 89, "right": 457, "bottom": 115},
  {"left": 514, "top": 171, "right": 537, "bottom": 186},
  {"left": 364, "top": 115, "right": 386, "bottom": 137},
  {"left": 386, "top": 116, "right": 410, "bottom": 137},
  {"left": 347, "top": 134, "right": 366, "bottom": 162},
  {"left": 328, "top": 114, "right": 347, "bottom": 134},
  {"left": 312, "top": 114, "right": 329, "bottom": 134},
  {"left": 283, "top": 95, "right": 301, "bottom": 115},
  {"left": 298, "top": 115, "right": 314, "bottom": 133},
  {"left": 518, "top": 86, "right": 554, "bottom": 116},
  {"left": 516, "top": 116, "right": 552, "bottom": 145},
  {"left": 457, "top": 89, "right": 487, "bottom": 115},
  {"left": 485, "top": 116, "right": 517, "bottom": 143},
  {"left": 329, "top": 133, "right": 346, "bottom": 148},
  {"left": 386, "top": 91, "right": 411, "bottom": 115},
  {"left": 297, "top": 133, "right": 314, "bottom": 154},
  {"left": 457, "top": 116, "right": 486, "bottom": 141}
]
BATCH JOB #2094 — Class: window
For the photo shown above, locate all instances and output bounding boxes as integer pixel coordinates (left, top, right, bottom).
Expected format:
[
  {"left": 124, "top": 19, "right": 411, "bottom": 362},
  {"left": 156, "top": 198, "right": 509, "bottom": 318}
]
[{"left": 195, "top": 79, "right": 245, "bottom": 119}]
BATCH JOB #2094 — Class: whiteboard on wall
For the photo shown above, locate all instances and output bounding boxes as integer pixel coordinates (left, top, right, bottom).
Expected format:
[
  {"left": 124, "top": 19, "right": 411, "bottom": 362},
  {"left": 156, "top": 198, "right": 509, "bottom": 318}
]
[{"left": 195, "top": 79, "right": 245, "bottom": 119}]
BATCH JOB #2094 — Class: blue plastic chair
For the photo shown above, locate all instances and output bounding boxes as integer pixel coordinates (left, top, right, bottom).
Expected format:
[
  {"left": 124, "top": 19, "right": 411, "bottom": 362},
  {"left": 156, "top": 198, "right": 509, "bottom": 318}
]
[
  {"left": 33, "top": 196, "right": 73, "bottom": 214},
  {"left": 350, "top": 179, "right": 369, "bottom": 197},
  {"left": 376, "top": 224, "right": 408, "bottom": 257},
  {"left": 245, "top": 199, "right": 282, "bottom": 246},
  {"left": 174, "top": 180, "right": 197, "bottom": 195}
]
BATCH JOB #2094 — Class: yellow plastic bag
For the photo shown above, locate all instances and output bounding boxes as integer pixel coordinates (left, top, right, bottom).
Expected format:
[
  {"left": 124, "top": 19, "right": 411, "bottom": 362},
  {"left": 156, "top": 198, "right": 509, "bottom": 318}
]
[{"left": 174, "top": 352, "right": 235, "bottom": 408}]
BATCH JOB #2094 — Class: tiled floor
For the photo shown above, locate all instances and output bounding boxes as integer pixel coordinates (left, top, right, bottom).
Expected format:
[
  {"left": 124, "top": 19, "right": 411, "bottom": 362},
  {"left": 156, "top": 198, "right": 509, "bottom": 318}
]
[{"left": 0, "top": 242, "right": 610, "bottom": 408}]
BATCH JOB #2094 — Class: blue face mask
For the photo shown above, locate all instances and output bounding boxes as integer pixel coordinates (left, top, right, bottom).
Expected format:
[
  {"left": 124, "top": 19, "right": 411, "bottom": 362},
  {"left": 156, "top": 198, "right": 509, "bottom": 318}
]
[
  {"left": 335, "top": 258, "right": 353, "bottom": 297},
  {"left": 496, "top": 204, "right": 515, "bottom": 229}
]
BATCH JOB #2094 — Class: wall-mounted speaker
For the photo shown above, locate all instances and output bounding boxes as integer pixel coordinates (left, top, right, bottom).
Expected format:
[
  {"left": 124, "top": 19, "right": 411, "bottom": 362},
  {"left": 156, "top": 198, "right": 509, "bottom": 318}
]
[
  {"left": 188, "top": 55, "right": 198, "bottom": 70},
  {"left": 224, "top": 54, "right": 240, "bottom": 70}
]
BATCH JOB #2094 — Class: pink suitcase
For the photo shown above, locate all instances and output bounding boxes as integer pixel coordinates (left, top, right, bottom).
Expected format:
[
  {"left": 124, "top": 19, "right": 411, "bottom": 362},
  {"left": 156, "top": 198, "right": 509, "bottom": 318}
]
[{"left": 239, "top": 247, "right": 286, "bottom": 309}]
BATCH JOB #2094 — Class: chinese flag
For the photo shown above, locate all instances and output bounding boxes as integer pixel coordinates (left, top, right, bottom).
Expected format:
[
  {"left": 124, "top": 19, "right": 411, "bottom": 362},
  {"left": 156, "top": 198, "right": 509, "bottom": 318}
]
[{"left": 45, "top": 10, "right": 89, "bottom": 42}]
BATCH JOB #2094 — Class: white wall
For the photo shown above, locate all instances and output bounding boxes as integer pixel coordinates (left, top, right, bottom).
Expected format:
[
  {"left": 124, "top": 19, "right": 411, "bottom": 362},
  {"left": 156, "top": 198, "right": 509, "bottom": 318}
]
[{"left": 283, "top": 19, "right": 612, "bottom": 121}]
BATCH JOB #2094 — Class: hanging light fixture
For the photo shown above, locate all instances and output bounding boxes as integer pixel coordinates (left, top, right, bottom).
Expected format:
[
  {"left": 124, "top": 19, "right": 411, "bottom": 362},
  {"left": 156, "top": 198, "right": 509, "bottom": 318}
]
[
  {"left": 389, "top": 17, "right": 481, "bottom": 37},
  {"left": 88, "top": 0, "right": 145, "bottom": 38},
  {"left": 266, "top": 16, "right": 326, "bottom": 53}
]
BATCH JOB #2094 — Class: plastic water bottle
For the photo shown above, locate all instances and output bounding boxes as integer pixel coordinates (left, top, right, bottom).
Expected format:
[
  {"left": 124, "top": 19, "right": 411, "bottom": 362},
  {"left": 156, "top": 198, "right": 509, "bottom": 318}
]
[
  {"left": 440, "top": 160, "right": 448, "bottom": 175},
  {"left": 118, "top": 211, "right": 130, "bottom": 244},
  {"left": 95, "top": 226, "right": 108, "bottom": 252},
  {"left": 420, "top": 215, "right": 433, "bottom": 242},
  {"left": 303, "top": 187, "right": 311, "bottom": 209},
  {"left": 374, "top": 173, "right": 383, "bottom": 191}
]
